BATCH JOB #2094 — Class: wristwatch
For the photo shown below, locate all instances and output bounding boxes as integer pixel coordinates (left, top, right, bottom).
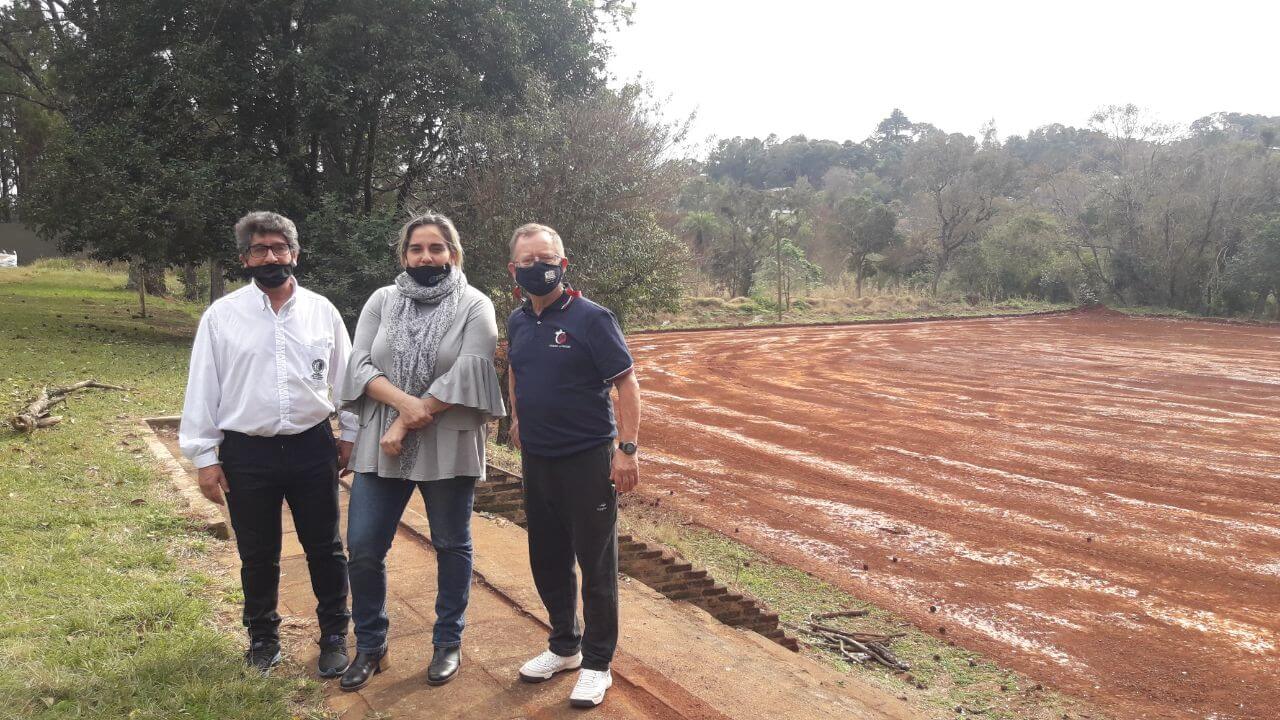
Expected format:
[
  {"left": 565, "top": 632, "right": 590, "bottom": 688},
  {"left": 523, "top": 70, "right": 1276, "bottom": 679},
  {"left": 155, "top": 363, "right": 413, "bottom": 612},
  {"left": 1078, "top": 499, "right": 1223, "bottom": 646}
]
[{"left": 618, "top": 441, "right": 638, "bottom": 455}]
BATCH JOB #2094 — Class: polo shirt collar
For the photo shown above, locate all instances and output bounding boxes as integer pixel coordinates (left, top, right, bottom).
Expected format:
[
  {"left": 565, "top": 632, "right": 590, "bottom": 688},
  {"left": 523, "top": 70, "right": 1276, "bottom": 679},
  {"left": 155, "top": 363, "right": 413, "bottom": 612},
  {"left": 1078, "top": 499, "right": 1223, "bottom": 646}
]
[{"left": 519, "top": 284, "right": 581, "bottom": 317}]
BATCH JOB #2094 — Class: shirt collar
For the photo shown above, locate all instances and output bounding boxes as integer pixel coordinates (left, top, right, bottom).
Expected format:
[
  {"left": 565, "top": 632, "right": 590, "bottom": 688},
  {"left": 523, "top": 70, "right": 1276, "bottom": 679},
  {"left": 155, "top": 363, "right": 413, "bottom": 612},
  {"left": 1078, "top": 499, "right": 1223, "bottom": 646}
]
[
  {"left": 519, "top": 284, "right": 580, "bottom": 317},
  {"left": 251, "top": 277, "right": 300, "bottom": 311}
]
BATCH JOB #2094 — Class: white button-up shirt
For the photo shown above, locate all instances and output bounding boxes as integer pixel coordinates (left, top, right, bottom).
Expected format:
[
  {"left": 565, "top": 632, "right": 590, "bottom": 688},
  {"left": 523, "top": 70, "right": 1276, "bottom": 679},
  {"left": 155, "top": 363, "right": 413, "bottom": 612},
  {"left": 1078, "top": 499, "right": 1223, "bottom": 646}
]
[{"left": 179, "top": 280, "right": 358, "bottom": 469}]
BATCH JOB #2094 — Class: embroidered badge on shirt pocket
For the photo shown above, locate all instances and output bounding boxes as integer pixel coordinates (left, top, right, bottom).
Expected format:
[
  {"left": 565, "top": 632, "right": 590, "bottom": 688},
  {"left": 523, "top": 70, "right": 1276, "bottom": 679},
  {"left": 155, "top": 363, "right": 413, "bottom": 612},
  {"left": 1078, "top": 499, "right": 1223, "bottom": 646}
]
[{"left": 305, "top": 342, "right": 332, "bottom": 387}]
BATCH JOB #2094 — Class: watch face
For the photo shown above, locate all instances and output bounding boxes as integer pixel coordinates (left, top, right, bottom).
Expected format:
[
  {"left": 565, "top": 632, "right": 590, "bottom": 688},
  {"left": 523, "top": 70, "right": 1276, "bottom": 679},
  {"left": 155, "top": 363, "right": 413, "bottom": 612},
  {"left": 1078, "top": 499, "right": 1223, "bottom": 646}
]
[{"left": 620, "top": 442, "right": 637, "bottom": 454}]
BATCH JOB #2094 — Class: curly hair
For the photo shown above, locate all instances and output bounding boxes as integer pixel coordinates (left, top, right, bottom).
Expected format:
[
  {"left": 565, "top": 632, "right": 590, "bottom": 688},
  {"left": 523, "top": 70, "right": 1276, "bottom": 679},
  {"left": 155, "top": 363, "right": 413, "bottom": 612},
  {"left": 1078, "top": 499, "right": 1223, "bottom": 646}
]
[{"left": 233, "top": 211, "right": 299, "bottom": 255}]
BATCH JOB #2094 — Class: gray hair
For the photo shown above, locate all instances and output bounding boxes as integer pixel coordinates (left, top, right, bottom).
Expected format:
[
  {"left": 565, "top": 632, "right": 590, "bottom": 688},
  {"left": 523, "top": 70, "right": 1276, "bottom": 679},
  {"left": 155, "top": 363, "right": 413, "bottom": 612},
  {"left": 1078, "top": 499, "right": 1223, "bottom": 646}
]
[
  {"left": 234, "top": 211, "right": 299, "bottom": 255},
  {"left": 509, "top": 222, "right": 565, "bottom": 260},
  {"left": 396, "top": 212, "right": 464, "bottom": 268}
]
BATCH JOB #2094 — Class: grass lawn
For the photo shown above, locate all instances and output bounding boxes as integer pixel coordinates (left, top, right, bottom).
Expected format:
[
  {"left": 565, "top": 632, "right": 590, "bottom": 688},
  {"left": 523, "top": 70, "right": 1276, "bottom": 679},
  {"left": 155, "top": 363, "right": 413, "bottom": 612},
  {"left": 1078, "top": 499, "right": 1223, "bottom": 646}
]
[
  {"left": 633, "top": 293, "right": 1074, "bottom": 331},
  {"left": 1114, "top": 304, "right": 1279, "bottom": 323},
  {"left": 0, "top": 262, "right": 327, "bottom": 720}
]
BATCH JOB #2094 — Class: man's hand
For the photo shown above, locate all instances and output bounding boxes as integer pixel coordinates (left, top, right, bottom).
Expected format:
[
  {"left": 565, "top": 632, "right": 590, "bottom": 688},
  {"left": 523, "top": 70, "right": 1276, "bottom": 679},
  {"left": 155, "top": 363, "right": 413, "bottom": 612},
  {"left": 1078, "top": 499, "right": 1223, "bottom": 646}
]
[
  {"left": 337, "top": 440, "right": 354, "bottom": 477},
  {"left": 197, "top": 465, "right": 230, "bottom": 505},
  {"left": 396, "top": 397, "right": 434, "bottom": 429},
  {"left": 509, "top": 419, "right": 521, "bottom": 450},
  {"left": 380, "top": 418, "right": 409, "bottom": 457},
  {"left": 610, "top": 451, "right": 639, "bottom": 493}
]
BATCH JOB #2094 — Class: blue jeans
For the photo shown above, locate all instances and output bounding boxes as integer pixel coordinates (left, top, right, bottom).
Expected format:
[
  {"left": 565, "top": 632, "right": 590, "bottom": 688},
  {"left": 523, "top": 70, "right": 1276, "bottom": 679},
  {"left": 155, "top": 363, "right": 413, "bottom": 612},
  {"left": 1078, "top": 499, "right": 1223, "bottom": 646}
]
[{"left": 347, "top": 473, "right": 476, "bottom": 652}]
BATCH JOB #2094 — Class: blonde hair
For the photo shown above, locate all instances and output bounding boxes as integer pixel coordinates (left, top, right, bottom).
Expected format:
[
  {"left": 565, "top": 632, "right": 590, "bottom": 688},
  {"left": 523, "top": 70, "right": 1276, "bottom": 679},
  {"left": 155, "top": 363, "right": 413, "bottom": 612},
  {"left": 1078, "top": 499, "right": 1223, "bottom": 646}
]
[
  {"left": 397, "top": 212, "right": 463, "bottom": 268},
  {"left": 509, "top": 222, "right": 565, "bottom": 260}
]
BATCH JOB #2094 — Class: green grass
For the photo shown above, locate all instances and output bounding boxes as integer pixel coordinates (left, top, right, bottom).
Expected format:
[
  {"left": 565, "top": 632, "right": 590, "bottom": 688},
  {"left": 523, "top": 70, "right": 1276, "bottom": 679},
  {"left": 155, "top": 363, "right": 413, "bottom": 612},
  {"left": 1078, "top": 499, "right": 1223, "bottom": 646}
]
[
  {"left": 0, "top": 262, "right": 328, "bottom": 720},
  {"left": 1114, "top": 304, "right": 1280, "bottom": 323},
  {"left": 633, "top": 293, "right": 1073, "bottom": 332},
  {"left": 620, "top": 506, "right": 1103, "bottom": 720}
]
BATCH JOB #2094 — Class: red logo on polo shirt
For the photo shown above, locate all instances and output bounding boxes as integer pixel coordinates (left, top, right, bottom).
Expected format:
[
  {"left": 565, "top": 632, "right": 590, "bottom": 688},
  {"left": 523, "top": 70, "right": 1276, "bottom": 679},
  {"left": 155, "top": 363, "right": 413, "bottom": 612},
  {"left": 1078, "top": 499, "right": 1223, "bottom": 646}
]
[{"left": 553, "top": 329, "right": 569, "bottom": 346}]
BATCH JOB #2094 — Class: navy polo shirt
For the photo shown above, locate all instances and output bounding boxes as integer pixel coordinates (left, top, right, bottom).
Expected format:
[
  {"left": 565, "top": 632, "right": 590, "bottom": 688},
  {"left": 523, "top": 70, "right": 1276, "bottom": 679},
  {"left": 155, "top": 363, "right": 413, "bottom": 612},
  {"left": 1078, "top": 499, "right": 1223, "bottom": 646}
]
[{"left": 508, "top": 288, "right": 634, "bottom": 458}]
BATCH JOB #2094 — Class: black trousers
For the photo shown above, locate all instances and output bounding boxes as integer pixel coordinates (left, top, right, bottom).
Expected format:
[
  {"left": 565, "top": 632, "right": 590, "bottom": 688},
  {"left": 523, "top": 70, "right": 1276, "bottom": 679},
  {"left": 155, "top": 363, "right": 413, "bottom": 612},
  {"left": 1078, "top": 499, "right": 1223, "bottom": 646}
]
[
  {"left": 221, "top": 421, "right": 350, "bottom": 642},
  {"left": 522, "top": 441, "right": 618, "bottom": 671}
]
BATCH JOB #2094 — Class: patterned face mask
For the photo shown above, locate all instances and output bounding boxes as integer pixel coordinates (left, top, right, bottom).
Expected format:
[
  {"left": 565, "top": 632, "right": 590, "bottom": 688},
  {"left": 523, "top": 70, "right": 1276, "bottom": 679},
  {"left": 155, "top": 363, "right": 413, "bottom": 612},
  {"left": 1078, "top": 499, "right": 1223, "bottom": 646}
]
[
  {"left": 406, "top": 263, "right": 451, "bottom": 286},
  {"left": 515, "top": 262, "right": 564, "bottom": 296}
]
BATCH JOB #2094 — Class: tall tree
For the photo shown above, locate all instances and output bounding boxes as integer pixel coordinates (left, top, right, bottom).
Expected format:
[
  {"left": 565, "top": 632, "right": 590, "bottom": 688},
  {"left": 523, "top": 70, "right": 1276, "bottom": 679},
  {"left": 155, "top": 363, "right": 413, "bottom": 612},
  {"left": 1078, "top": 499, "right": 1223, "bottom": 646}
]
[
  {"left": 418, "top": 83, "right": 690, "bottom": 327},
  {"left": 8, "top": 0, "right": 625, "bottom": 314},
  {"left": 903, "top": 132, "right": 1013, "bottom": 294},
  {"left": 1223, "top": 213, "right": 1280, "bottom": 318},
  {"left": 826, "top": 194, "right": 900, "bottom": 297}
]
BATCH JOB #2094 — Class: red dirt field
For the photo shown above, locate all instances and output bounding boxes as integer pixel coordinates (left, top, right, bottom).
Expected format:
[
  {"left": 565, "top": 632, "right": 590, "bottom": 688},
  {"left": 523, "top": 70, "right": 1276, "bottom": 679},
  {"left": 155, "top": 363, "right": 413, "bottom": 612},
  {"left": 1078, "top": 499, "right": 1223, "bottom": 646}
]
[{"left": 628, "top": 309, "right": 1280, "bottom": 720}]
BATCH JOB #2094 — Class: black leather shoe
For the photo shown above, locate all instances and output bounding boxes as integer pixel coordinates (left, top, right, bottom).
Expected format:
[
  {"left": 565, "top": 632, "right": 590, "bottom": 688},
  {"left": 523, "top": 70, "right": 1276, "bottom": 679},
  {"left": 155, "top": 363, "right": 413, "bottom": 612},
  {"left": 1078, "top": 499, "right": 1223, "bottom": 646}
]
[
  {"left": 339, "top": 648, "right": 389, "bottom": 692},
  {"left": 426, "top": 646, "right": 461, "bottom": 685},
  {"left": 245, "top": 638, "right": 282, "bottom": 675},
  {"left": 317, "top": 635, "right": 350, "bottom": 678}
]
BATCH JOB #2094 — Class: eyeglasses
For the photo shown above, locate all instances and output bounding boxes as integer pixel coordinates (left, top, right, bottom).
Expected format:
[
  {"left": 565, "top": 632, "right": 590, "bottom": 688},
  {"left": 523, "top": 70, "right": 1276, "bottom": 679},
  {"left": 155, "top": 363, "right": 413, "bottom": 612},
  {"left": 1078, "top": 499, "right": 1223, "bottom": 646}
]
[
  {"left": 512, "top": 255, "right": 562, "bottom": 269},
  {"left": 246, "top": 243, "right": 293, "bottom": 259}
]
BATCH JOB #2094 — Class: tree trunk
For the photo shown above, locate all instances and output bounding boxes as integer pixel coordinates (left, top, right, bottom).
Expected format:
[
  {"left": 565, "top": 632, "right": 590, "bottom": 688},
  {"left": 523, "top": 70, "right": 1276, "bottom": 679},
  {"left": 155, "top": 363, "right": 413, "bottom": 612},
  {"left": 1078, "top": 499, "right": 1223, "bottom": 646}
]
[
  {"left": 180, "top": 262, "right": 201, "bottom": 301},
  {"left": 127, "top": 262, "right": 167, "bottom": 296},
  {"left": 0, "top": 153, "right": 11, "bottom": 222},
  {"left": 776, "top": 237, "right": 783, "bottom": 322},
  {"left": 736, "top": 267, "right": 752, "bottom": 299},
  {"left": 209, "top": 259, "right": 225, "bottom": 302},
  {"left": 854, "top": 258, "right": 866, "bottom": 299},
  {"left": 362, "top": 108, "right": 380, "bottom": 215},
  {"left": 136, "top": 266, "right": 147, "bottom": 318}
]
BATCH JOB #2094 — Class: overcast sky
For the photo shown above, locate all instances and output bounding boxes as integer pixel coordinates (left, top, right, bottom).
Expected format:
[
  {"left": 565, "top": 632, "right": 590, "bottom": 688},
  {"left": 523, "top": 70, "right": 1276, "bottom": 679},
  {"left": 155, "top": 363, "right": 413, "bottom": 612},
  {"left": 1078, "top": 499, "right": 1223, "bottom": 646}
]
[{"left": 605, "top": 0, "right": 1280, "bottom": 153}]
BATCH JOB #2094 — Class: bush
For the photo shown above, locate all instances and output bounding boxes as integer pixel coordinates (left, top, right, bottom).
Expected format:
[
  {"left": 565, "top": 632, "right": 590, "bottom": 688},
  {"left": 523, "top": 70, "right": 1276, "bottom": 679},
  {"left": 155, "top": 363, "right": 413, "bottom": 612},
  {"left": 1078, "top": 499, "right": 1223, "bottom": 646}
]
[
  {"left": 690, "top": 296, "right": 729, "bottom": 309},
  {"left": 295, "top": 197, "right": 402, "bottom": 328}
]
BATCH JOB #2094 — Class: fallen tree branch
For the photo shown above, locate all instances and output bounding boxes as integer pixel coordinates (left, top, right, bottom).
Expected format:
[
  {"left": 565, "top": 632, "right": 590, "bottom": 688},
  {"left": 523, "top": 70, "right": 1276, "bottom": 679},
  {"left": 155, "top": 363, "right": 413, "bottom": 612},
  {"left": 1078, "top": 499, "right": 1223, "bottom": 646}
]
[
  {"left": 9, "top": 380, "right": 128, "bottom": 433},
  {"left": 812, "top": 609, "right": 871, "bottom": 620},
  {"left": 785, "top": 617, "right": 912, "bottom": 672}
]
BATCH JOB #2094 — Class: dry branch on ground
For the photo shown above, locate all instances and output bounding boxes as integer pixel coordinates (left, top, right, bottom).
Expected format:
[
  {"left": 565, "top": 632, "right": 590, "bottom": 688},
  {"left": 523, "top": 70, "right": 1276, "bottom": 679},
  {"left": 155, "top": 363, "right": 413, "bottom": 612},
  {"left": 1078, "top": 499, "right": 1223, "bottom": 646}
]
[
  {"left": 786, "top": 613, "right": 911, "bottom": 671},
  {"left": 8, "top": 380, "right": 127, "bottom": 433}
]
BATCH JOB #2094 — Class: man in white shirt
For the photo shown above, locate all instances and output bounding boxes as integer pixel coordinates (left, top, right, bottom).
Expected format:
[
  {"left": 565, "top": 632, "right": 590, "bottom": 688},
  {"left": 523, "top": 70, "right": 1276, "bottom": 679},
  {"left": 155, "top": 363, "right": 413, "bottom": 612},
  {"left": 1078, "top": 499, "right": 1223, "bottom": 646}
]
[{"left": 179, "top": 211, "right": 356, "bottom": 676}]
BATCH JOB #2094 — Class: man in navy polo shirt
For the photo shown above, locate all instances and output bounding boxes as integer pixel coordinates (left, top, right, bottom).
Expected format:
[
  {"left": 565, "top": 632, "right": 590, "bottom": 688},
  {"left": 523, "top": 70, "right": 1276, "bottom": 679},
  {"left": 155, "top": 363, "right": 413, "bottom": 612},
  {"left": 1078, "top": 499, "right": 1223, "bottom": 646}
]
[{"left": 505, "top": 223, "right": 641, "bottom": 708}]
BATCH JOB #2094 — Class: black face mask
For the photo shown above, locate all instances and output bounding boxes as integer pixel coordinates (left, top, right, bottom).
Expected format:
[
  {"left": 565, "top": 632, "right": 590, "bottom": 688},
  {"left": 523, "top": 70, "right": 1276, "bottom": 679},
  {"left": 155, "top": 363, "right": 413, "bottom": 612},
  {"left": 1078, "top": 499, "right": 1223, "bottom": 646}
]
[
  {"left": 406, "top": 263, "right": 451, "bottom": 286},
  {"left": 515, "top": 262, "right": 564, "bottom": 297},
  {"left": 246, "top": 263, "right": 293, "bottom": 288}
]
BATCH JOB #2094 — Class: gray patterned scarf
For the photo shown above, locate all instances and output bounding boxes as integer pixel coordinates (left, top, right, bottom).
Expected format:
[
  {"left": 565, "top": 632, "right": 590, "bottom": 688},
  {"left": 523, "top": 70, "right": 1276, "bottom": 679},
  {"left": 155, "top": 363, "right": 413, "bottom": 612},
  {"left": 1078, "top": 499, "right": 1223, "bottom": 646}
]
[{"left": 383, "top": 267, "right": 466, "bottom": 475}]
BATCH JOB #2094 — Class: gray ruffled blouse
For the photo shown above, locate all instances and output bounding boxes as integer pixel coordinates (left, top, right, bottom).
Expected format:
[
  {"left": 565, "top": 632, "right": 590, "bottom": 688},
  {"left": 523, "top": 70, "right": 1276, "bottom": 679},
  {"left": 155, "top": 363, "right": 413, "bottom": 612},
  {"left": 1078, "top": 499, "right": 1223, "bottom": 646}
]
[{"left": 340, "top": 284, "right": 506, "bottom": 482}]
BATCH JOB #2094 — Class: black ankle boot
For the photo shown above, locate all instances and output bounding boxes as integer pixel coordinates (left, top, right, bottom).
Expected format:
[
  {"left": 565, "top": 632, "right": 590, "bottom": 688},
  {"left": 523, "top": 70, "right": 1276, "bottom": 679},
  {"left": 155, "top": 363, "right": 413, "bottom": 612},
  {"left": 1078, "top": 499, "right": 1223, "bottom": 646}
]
[
  {"left": 317, "top": 635, "right": 350, "bottom": 678},
  {"left": 426, "top": 646, "right": 461, "bottom": 685},
  {"left": 339, "top": 648, "right": 389, "bottom": 692}
]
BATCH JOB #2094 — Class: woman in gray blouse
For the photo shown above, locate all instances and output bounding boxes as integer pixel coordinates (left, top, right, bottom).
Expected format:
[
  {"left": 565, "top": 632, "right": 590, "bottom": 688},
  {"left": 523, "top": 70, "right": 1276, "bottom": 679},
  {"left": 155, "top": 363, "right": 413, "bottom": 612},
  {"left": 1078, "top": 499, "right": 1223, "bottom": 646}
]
[{"left": 337, "top": 212, "right": 505, "bottom": 692}]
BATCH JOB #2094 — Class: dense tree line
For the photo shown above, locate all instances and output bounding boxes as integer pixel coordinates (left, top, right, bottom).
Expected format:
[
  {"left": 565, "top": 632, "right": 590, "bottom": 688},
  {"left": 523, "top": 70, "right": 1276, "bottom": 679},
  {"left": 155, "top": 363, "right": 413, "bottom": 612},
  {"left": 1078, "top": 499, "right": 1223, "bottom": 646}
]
[
  {"left": 679, "top": 107, "right": 1280, "bottom": 318},
  {"left": 1, "top": 2, "right": 1276, "bottom": 321},
  {"left": 0, "top": 0, "right": 683, "bottom": 324}
]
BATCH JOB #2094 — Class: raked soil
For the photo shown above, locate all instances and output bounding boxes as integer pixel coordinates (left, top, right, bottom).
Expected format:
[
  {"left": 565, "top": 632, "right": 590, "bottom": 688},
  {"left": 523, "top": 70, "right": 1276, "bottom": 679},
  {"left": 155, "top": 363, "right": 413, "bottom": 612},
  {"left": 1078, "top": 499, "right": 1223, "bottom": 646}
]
[{"left": 628, "top": 309, "right": 1280, "bottom": 720}]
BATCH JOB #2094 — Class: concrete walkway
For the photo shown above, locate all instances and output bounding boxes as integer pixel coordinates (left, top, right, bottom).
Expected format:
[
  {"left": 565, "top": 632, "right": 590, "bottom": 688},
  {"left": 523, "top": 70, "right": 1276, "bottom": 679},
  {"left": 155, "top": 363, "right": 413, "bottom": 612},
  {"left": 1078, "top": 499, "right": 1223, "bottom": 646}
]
[
  {"left": 278, "top": 482, "right": 683, "bottom": 720},
  {"left": 291, "top": 482, "right": 916, "bottom": 719},
  {"left": 146, "top": 419, "right": 918, "bottom": 720}
]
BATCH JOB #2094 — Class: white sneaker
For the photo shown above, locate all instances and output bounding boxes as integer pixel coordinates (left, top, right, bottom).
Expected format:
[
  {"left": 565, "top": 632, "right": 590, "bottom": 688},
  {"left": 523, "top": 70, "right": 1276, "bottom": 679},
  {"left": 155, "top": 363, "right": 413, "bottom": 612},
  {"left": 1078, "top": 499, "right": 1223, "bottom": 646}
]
[
  {"left": 518, "top": 649, "right": 582, "bottom": 683},
  {"left": 569, "top": 668, "right": 612, "bottom": 707}
]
